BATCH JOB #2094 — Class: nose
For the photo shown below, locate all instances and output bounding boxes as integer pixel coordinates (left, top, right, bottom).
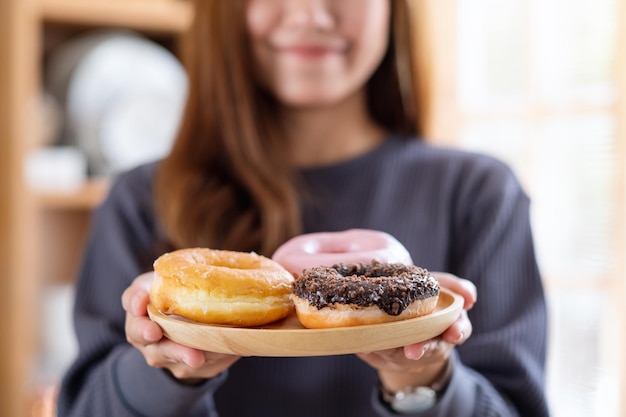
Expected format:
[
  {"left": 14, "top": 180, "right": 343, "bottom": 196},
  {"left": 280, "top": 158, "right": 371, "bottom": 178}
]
[{"left": 282, "top": 0, "right": 335, "bottom": 29}]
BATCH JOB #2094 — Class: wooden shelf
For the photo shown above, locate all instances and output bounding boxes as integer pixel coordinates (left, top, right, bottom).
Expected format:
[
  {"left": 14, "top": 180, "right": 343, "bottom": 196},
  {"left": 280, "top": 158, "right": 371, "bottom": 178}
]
[
  {"left": 1, "top": 0, "right": 195, "bottom": 414},
  {"left": 34, "top": 178, "right": 109, "bottom": 210},
  {"left": 39, "top": 0, "right": 193, "bottom": 34}
]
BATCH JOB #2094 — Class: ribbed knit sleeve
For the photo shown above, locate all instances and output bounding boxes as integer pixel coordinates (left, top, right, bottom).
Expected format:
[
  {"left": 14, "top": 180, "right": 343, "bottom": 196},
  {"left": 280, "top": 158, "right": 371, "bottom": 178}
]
[
  {"left": 407, "top": 155, "right": 548, "bottom": 417},
  {"left": 57, "top": 164, "right": 225, "bottom": 417},
  {"left": 443, "top": 156, "right": 548, "bottom": 416}
]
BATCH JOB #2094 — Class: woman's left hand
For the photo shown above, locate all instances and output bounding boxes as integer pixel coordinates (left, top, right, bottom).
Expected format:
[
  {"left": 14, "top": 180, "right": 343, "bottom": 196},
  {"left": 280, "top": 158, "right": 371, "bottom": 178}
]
[{"left": 357, "top": 272, "right": 476, "bottom": 391}]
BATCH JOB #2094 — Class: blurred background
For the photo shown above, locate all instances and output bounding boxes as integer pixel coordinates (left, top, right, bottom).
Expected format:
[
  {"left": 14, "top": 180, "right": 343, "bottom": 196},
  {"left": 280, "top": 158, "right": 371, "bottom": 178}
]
[{"left": 0, "top": 0, "right": 624, "bottom": 416}]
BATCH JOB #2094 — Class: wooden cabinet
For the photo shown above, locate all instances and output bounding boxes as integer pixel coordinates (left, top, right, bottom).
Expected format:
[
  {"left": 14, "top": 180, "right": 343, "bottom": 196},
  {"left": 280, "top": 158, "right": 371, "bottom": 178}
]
[
  {"left": 40, "top": 0, "right": 191, "bottom": 32},
  {"left": 0, "top": 1, "right": 192, "bottom": 416}
]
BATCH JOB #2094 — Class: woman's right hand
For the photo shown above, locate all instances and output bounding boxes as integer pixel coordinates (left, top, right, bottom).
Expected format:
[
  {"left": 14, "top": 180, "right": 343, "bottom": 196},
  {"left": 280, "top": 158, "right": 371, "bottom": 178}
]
[{"left": 121, "top": 272, "right": 240, "bottom": 383}]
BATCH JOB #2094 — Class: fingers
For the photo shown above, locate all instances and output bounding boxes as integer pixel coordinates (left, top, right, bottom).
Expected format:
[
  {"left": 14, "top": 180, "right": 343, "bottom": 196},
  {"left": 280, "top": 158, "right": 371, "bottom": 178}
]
[
  {"left": 121, "top": 272, "right": 155, "bottom": 316},
  {"left": 144, "top": 339, "right": 206, "bottom": 368},
  {"left": 354, "top": 272, "right": 477, "bottom": 381},
  {"left": 358, "top": 286, "right": 474, "bottom": 367},
  {"left": 432, "top": 272, "right": 477, "bottom": 310},
  {"left": 441, "top": 310, "right": 472, "bottom": 344},
  {"left": 400, "top": 303, "right": 473, "bottom": 361},
  {"left": 402, "top": 341, "right": 429, "bottom": 360},
  {"left": 144, "top": 339, "right": 240, "bottom": 380},
  {"left": 357, "top": 348, "right": 409, "bottom": 373},
  {"left": 125, "top": 308, "right": 239, "bottom": 380},
  {"left": 121, "top": 272, "right": 240, "bottom": 380},
  {"left": 124, "top": 272, "right": 163, "bottom": 347},
  {"left": 126, "top": 312, "right": 163, "bottom": 345},
  {"left": 359, "top": 338, "right": 453, "bottom": 376},
  {"left": 359, "top": 341, "right": 439, "bottom": 366},
  {"left": 403, "top": 307, "right": 472, "bottom": 361},
  {"left": 133, "top": 271, "right": 155, "bottom": 291}
]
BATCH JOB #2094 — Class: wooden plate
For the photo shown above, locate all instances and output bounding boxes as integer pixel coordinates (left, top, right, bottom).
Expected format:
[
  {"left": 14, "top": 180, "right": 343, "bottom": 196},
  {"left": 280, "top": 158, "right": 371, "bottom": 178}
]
[{"left": 147, "top": 288, "right": 463, "bottom": 357}]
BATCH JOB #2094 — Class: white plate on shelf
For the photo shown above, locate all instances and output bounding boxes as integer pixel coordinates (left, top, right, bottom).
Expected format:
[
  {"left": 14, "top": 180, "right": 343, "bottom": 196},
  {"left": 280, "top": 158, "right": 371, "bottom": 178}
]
[{"left": 47, "top": 31, "right": 188, "bottom": 175}]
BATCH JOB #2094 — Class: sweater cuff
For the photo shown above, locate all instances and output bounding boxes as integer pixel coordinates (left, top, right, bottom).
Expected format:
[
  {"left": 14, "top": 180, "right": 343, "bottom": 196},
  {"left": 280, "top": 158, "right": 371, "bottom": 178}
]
[
  {"left": 113, "top": 347, "right": 227, "bottom": 417},
  {"left": 371, "top": 351, "right": 477, "bottom": 416}
]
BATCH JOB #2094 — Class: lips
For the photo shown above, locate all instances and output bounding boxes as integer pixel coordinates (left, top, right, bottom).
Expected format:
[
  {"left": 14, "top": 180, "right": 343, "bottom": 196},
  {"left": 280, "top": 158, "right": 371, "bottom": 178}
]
[
  {"left": 271, "top": 34, "right": 348, "bottom": 59},
  {"left": 280, "top": 45, "right": 342, "bottom": 58}
]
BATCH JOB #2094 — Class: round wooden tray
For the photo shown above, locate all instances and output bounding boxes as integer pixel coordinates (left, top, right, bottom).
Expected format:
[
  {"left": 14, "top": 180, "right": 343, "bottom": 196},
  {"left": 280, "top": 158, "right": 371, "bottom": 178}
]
[{"left": 147, "top": 289, "right": 463, "bottom": 357}]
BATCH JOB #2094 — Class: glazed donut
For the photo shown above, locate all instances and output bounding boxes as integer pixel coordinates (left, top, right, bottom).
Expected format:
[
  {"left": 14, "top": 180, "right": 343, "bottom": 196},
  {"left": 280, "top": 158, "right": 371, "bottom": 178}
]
[
  {"left": 272, "top": 229, "right": 413, "bottom": 277},
  {"left": 150, "top": 248, "right": 294, "bottom": 326},
  {"left": 293, "top": 262, "right": 439, "bottom": 328}
]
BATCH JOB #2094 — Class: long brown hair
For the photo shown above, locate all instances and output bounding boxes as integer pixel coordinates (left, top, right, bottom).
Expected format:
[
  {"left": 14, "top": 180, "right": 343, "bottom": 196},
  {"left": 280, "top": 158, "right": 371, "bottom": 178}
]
[{"left": 155, "top": 0, "right": 422, "bottom": 255}]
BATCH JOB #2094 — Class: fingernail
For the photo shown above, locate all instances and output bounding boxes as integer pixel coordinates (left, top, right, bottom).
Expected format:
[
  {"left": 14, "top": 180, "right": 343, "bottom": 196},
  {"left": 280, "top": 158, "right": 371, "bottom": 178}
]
[
  {"left": 404, "top": 347, "right": 422, "bottom": 361},
  {"left": 456, "top": 332, "right": 465, "bottom": 343}
]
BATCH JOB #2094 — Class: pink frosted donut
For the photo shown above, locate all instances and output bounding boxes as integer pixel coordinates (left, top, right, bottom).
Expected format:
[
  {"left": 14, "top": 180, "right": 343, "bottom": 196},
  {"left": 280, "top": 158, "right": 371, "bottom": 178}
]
[{"left": 272, "top": 229, "right": 413, "bottom": 277}]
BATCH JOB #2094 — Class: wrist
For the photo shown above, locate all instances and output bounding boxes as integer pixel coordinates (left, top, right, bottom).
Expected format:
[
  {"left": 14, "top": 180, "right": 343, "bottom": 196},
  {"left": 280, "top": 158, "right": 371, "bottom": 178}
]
[
  {"left": 379, "top": 360, "right": 447, "bottom": 392},
  {"left": 162, "top": 368, "right": 209, "bottom": 387},
  {"left": 379, "top": 358, "right": 453, "bottom": 414}
]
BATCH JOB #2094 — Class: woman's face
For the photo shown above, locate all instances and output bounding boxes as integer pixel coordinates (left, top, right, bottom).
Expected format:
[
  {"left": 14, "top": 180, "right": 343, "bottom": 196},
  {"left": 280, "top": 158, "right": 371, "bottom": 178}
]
[{"left": 246, "top": 0, "right": 391, "bottom": 108}]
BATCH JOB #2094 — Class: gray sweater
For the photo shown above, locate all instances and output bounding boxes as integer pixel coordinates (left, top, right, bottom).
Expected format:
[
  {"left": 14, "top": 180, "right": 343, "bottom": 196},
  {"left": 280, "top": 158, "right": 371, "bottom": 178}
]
[{"left": 58, "top": 137, "right": 549, "bottom": 417}]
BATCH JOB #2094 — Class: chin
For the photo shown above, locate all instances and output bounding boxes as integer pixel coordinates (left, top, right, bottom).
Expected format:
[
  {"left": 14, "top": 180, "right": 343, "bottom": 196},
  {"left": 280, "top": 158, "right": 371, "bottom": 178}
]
[{"left": 276, "top": 87, "right": 355, "bottom": 109}]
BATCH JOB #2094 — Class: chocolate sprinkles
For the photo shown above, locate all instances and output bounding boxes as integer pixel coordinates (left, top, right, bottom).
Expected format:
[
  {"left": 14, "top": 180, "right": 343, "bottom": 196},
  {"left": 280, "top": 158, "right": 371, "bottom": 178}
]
[{"left": 293, "top": 262, "right": 439, "bottom": 316}]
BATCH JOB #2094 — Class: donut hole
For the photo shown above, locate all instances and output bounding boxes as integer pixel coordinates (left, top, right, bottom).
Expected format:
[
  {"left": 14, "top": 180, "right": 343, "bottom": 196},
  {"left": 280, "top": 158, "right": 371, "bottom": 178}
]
[
  {"left": 184, "top": 250, "right": 264, "bottom": 271},
  {"left": 302, "top": 239, "right": 365, "bottom": 255}
]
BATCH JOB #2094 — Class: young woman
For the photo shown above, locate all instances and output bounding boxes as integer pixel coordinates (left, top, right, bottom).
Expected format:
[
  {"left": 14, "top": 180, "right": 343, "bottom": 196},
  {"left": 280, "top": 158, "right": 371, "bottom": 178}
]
[{"left": 58, "top": 1, "right": 549, "bottom": 416}]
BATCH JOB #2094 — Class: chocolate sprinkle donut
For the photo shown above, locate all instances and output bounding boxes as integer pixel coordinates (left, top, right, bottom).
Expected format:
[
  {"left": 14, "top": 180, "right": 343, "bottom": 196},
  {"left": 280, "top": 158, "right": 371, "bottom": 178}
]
[{"left": 293, "top": 262, "right": 439, "bottom": 316}]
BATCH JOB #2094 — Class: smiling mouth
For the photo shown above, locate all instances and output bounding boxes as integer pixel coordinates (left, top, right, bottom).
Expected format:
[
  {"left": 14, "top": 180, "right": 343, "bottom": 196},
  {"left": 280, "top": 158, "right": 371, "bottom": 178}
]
[{"left": 280, "top": 45, "right": 343, "bottom": 58}]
